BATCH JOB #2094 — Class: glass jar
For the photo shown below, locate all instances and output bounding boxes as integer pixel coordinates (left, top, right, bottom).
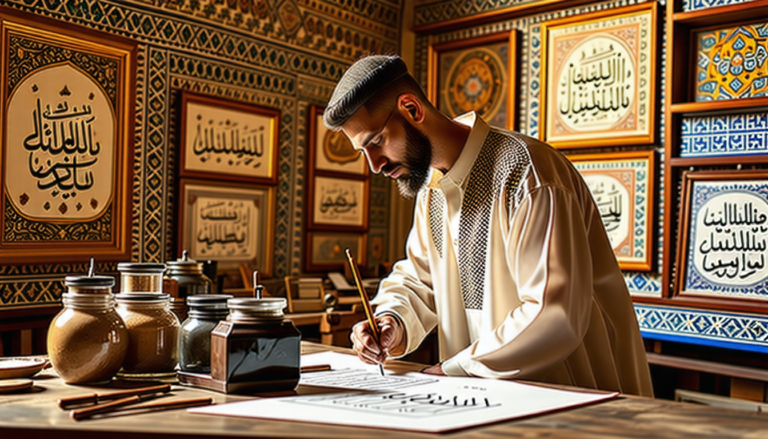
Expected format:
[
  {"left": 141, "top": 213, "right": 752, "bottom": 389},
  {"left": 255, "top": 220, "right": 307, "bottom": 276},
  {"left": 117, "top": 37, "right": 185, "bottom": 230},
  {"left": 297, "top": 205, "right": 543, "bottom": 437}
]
[
  {"left": 47, "top": 291, "right": 128, "bottom": 384},
  {"left": 178, "top": 294, "right": 231, "bottom": 373},
  {"left": 210, "top": 298, "right": 301, "bottom": 393},
  {"left": 167, "top": 251, "right": 213, "bottom": 300},
  {"left": 117, "top": 262, "right": 166, "bottom": 294},
  {"left": 115, "top": 293, "right": 180, "bottom": 380},
  {"left": 65, "top": 275, "right": 116, "bottom": 295}
]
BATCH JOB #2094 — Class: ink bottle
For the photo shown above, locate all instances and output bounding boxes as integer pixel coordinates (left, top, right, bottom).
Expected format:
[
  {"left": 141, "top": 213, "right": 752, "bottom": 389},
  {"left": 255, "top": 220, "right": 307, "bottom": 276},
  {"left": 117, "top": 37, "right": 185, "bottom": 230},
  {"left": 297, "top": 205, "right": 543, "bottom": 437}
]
[
  {"left": 47, "top": 275, "right": 128, "bottom": 384},
  {"left": 178, "top": 294, "right": 232, "bottom": 373},
  {"left": 210, "top": 297, "right": 301, "bottom": 393},
  {"left": 115, "top": 293, "right": 180, "bottom": 381},
  {"left": 117, "top": 262, "right": 167, "bottom": 294},
  {"left": 167, "top": 251, "right": 213, "bottom": 299}
]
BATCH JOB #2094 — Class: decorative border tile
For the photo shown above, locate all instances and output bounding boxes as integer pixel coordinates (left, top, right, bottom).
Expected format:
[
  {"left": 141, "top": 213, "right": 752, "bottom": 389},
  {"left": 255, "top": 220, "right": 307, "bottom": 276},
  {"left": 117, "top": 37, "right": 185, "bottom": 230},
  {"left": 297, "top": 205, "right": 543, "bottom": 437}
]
[
  {"left": 636, "top": 304, "right": 768, "bottom": 353},
  {"left": 681, "top": 112, "right": 768, "bottom": 157},
  {"left": 682, "top": 0, "right": 755, "bottom": 13}
]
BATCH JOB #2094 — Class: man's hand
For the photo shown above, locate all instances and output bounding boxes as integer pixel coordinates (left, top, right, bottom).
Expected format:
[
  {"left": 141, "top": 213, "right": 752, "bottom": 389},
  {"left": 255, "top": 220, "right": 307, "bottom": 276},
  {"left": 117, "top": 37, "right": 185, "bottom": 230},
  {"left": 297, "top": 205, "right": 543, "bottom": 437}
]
[
  {"left": 350, "top": 314, "right": 405, "bottom": 365},
  {"left": 420, "top": 363, "right": 445, "bottom": 375}
]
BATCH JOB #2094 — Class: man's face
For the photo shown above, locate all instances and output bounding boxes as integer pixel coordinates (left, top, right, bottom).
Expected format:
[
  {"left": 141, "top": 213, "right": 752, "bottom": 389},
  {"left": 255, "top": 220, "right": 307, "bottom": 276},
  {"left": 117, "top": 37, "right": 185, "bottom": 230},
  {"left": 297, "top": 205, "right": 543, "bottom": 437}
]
[{"left": 342, "top": 106, "right": 433, "bottom": 199}]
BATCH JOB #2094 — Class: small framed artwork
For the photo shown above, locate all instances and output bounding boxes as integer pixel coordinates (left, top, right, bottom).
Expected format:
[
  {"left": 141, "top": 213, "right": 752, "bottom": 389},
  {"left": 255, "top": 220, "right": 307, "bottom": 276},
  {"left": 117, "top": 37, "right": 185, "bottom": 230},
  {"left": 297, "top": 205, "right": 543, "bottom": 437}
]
[
  {"left": 540, "top": 2, "right": 658, "bottom": 149},
  {"left": 305, "top": 231, "right": 366, "bottom": 272},
  {"left": 0, "top": 11, "right": 136, "bottom": 264},
  {"left": 308, "top": 175, "right": 369, "bottom": 231},
  {"left": 427, "top": 30, "right": 517, "bottom": 130},
  {"left": 676, "top": 170, "right": 768, "bottom": 301},
  {"left": 179, "top": 91, "right": 280, "bottom": 185},
  {"left": 569, "top": 150, "right": 655, "bottom": 271},
  {"left": 179, "top": 179, "right": 275, "bottom": 277},
  {"left": 308, "top": 105, "right": 368, "bottom": 176}
]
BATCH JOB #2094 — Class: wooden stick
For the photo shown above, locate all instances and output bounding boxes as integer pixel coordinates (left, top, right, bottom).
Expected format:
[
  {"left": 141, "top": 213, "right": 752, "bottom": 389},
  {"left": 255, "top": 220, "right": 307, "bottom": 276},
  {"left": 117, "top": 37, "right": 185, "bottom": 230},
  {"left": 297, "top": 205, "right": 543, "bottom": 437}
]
[
  {"left": 58, "top": 384, "right": 171, "bottom": 409},
  {"left": 70, "top": 393, "right": 167, "bottom": 420},
  {"left": 72, "top": 397, "right": 214, "bottom": 421},
  {"left": 300, "top": 364, "right": 331, "bottom": 373}
]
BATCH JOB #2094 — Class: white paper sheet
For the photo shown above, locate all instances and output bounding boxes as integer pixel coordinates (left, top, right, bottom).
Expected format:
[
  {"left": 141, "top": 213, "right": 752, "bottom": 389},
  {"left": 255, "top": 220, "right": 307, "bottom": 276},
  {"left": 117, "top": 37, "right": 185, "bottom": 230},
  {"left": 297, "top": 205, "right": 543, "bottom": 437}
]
[{"left": 191, "top": 352, "right": 618, "bottom": 433}]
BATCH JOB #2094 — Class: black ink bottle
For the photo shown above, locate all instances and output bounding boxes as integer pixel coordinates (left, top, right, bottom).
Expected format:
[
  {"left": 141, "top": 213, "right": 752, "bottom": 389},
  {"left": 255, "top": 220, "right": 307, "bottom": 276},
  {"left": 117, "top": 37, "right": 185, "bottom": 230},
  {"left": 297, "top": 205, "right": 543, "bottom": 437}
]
[
  {"left": 209, "top": 297, "right": 301, "bottom": 393},
  {"left": 178, "top": 294, "right": 232, "bottom": 373}
]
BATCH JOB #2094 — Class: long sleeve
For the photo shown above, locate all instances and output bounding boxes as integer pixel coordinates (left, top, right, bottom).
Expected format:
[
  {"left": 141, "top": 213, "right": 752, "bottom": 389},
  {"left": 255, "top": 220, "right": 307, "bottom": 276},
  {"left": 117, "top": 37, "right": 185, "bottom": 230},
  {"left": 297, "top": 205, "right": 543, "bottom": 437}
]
[
  {"left": 442, "top": 186, "right": 595, "bottom": 379},
  {"left": 371, "top": 193, "right": 439, "bottom": 355}
]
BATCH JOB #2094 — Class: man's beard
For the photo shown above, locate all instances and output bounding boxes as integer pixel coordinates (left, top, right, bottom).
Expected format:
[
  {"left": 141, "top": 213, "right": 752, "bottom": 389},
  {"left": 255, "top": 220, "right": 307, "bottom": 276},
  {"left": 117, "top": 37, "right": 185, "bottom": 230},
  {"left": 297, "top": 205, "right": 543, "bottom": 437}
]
[{"left": 389, "top": 118, "right": 432, "bottom": 199}]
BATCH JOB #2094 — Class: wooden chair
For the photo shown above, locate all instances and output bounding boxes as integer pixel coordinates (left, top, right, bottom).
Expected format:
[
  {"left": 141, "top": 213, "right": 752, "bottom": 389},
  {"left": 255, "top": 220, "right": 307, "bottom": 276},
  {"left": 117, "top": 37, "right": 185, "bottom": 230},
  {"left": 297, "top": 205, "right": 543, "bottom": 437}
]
[{"left": 0, "top": 306, "right": 59, "bottom": 356}]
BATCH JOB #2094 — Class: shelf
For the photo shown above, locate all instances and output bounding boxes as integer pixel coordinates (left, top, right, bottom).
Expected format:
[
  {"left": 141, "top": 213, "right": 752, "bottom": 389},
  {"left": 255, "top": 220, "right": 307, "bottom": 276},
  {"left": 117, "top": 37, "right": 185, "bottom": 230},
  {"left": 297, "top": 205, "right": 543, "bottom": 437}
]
[
  {"left": 670, "top": 156, "right": 768, "bottom": 168},
  {"left": 670, "top": 98, "right": 768, "bottom": 115},
  {"left": 672, "top": 0, "right": 768, "bottom": 27}
]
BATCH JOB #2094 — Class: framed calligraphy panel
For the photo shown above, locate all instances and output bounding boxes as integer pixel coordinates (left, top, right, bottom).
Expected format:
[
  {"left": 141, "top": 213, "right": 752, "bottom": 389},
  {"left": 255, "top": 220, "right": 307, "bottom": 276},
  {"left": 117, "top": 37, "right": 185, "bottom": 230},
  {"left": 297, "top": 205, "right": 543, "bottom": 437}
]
[
  {"left": 540, "top": 2, "right": 658, "bottom": 149},
  {"left": 179, "top": 180, "right": 275, "bottom": 276},
  {"left": 179, "top": 92, "right": 279, "bottom": 185},
  {"left": 305, "top": 231, "right": 366, "bottom": 272},
  {"left": 675, "top": 170, "right": 768, "bottom": 302},
  {"left": 569, "top": 150, "right": 655, "bottom": 272},
  {"left": 309, "top": 105, "right": 367, "bottom": 176},
  {"left": 0, "top": 10, "right": 135, "bottom": 264},
  {"left": 308, "top": 175, "right": 369, "bottom": 231},
  {"left": 427, "top": 30, "right": 517, "bottom": 130}
]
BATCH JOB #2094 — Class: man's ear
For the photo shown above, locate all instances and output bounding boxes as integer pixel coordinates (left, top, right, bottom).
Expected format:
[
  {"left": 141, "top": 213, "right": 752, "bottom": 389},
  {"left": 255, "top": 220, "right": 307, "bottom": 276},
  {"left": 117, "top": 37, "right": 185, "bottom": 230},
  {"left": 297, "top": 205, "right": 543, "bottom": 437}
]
[{"left": 397, "top": 93, "right": 425, "bottom": 124}]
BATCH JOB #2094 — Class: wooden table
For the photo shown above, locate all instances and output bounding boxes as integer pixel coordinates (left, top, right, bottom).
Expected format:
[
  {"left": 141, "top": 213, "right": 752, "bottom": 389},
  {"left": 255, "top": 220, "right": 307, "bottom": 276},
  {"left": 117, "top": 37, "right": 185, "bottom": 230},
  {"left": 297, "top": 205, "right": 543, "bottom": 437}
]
[{"left": 2, "top": 343, "right": 768, "bottom": 438}]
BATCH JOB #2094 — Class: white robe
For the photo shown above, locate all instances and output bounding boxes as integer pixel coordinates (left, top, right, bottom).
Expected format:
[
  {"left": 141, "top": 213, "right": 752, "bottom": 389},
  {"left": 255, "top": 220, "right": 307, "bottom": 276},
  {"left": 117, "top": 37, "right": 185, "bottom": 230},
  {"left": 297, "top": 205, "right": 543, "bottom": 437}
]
[{"left": 373, "top": 113, "right": 654, "bottom": 397}]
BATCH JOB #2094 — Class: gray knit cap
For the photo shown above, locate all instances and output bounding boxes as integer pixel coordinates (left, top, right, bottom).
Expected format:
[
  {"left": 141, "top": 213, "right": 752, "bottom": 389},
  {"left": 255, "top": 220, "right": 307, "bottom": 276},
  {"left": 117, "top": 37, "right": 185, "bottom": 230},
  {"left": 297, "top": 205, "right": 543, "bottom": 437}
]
[{"left": 323, "top": 55, "right": 409, "bottom": 130}]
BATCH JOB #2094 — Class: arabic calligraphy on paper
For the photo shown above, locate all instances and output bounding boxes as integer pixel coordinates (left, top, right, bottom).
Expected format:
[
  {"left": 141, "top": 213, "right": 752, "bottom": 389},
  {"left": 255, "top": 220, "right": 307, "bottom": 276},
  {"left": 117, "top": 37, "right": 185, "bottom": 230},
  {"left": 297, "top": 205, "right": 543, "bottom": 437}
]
[
  {"left": 184, "top": 101, "right": 273, "bottom": 179},
  {"left": 5, "top": 64, "right": 114, "bottom": 219},
  {"left": 191, "top": 196, "right": 259, "bottom": 261},
  {"left": 546, "top": 12, "right": 652, "bottom": 142},
  {"left": 691, "top": 190, "right": 768, "bottom": 288},
  {"left": 313, "top": 177, "right": 363, "bottom": 226},
  {"left": 584, "top": 174, "right": 631, "bottom": 256}
]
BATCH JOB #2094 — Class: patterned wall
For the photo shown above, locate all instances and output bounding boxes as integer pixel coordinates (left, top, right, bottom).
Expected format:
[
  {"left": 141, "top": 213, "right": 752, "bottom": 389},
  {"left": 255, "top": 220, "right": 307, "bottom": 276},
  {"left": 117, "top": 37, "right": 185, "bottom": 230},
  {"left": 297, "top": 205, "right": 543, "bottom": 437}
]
[
  {"left": 413, "top": 0, "right": 768, "bottom": 353},
  {"left": 0, "top": 0, "right": 400, "bottom": 306}
]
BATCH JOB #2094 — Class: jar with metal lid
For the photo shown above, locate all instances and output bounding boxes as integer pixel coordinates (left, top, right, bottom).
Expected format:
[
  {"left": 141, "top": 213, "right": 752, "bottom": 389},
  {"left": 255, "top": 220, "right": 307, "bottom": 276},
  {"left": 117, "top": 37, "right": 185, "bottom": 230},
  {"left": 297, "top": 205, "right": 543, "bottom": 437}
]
[
  {"left": 65, "top": 274, "right": 117, "bottom": 295},
  {"left": 178, "top": 294, "right": 232, "bottom": 373},
  {"left": 47, "top": 276, "right": 128, "bottom": 384},
  {"left": 167, "top": 251, "right": 213, "bottom": 299},
  {"left": 210, "top": 298, "right": 300, "bottom": 393},
  {"left": 115, "top": 293, "right": 179, "bottom": 380},
  {"left": 117, "top": 262, "right": 166, "bottom": 294}
]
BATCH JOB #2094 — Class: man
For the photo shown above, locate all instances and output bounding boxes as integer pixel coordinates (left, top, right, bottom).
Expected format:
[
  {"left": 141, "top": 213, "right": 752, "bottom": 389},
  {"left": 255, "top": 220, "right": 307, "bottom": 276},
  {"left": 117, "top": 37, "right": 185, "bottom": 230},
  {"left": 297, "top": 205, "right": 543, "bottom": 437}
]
[{"left": 324, "top": 55, "right": 653, "bottom": 396}]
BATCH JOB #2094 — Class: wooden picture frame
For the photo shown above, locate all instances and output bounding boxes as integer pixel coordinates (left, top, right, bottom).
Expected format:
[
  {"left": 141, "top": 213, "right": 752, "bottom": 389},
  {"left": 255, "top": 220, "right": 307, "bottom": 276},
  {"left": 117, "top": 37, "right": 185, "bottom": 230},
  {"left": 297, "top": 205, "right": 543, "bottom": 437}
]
[
  {"left": 178, "top": 179, "right": 275, "bottom": 277},
  {"left": 179, "top": 91, "right": 280, "bottom": 185},
  {"left": 0, "top": 11, "right": 136, "bottom": 264},
  {"left": 307, "top": 175, "right": 369, "bottom": 231},
  {"left": 427, "top": 30, "right": 518, "bottom": 130},
  {"left": 675, "top": 170, "right": 768, "bottom": 302},
  {"left": 540, "top": 2, "right": 658, "bottom": 149},
  {"left": 569, "top": 150, "right": 656, "bottom": 271},
  {"left": 308, "top": 105, "right": 368, "bottom": 176},
  {"left": 305, "top": 231, "right": 366, "bottom": 272}
]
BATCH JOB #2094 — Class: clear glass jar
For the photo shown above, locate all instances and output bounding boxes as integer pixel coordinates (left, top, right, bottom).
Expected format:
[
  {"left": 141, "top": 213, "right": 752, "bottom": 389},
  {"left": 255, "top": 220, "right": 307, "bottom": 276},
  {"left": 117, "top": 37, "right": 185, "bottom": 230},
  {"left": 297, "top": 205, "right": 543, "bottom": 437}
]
[
  {"left": 210, "top": 298, "right": 301, "bottom": 393},
  {"left": 47, "top": 292, "right": 128, "bottom": 384},
  {"left": 115, "top": 293, "right": 179, "bottom": 380},
  {"left": 117, "top": 262, "right": 166, "bottom": 293},
  {"left": 167, "top": 251, "right": 213, "bottom": 299},
  {"left": 178, "top": 294, "right": 231, "bottom": 373}
]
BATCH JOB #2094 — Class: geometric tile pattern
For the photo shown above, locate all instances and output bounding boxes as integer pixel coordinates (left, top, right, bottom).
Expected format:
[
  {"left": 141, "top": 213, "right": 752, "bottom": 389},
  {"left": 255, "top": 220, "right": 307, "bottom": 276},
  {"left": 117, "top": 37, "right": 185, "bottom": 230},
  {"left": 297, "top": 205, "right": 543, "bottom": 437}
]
[
  {"left": 695, "top": 23, "right": 768, "bottom": 101},
  {"left": 681, "top": 111, "right": 768, "bottom": 157},
  {"left": 625, "top": 272, "right": 663, "bottom": 297},
  {"left": 683, "top": 0, "right": 754, "bottom": 12},
  {"left": 636, "top": 304, "right": 768, "bottom": 353},
  {"left": 0, "top": 0, "right": 400, "bottom": 306}
]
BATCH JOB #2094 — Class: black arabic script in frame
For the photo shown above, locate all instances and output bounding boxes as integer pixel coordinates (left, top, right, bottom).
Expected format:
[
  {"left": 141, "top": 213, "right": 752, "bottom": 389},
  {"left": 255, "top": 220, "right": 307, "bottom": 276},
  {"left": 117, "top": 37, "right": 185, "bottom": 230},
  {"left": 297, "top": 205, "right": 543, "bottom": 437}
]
[{"left": 0, "top": 11, "right": 135, "bottom": 264}]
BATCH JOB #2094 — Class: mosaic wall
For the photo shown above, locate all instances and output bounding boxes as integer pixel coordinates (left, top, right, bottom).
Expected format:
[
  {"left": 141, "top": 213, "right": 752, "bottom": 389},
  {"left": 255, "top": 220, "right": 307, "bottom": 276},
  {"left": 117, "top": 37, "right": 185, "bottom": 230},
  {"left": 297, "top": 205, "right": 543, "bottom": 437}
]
[{"left": 0, "top": 0, "right": 400, "bottom": 306}]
